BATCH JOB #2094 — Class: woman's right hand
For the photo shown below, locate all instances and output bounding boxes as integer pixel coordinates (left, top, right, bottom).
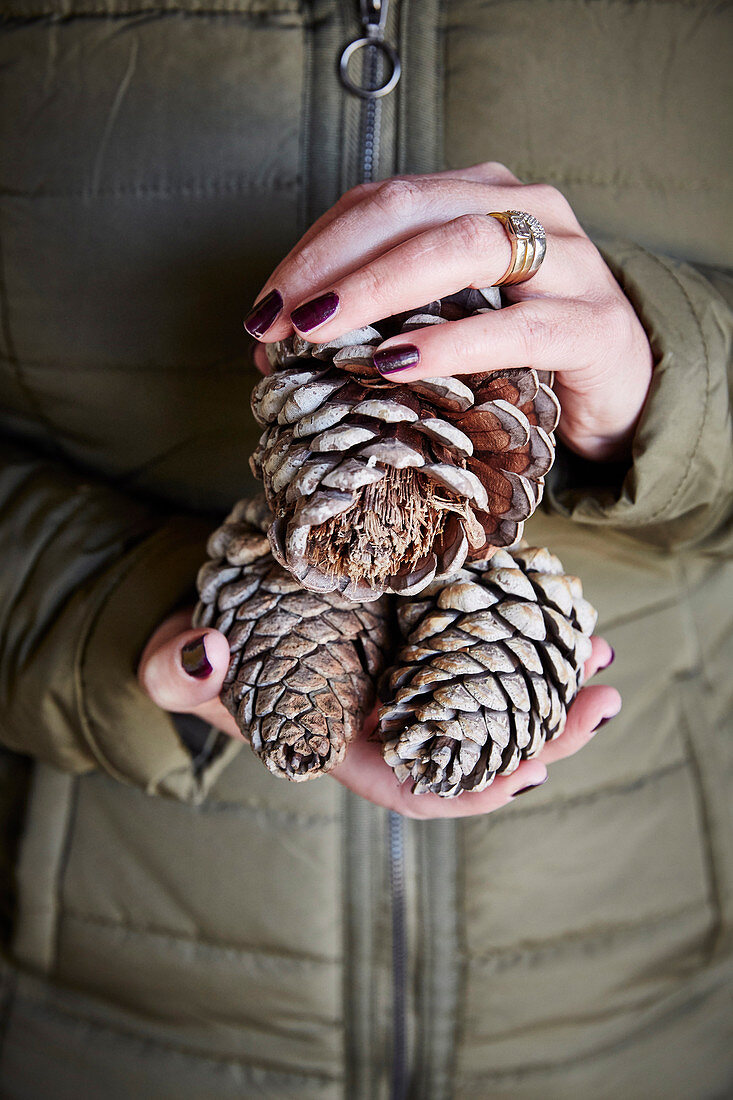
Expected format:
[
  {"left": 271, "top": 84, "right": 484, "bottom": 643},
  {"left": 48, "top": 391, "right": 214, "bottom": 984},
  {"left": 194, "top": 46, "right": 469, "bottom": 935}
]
[{"left": 244, "top": 161, "right": 654, "bottom": 463}]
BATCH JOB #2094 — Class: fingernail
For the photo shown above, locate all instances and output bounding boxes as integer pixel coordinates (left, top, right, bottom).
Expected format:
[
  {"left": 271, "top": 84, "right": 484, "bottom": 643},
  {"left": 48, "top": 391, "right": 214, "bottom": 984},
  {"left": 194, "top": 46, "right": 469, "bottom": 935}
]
[
  {"left": 244, "top": 289, "right": 283, "bottom": 337},
  {"left": 601, "top": 647, "right": 615, "bottom": 670},
  {"left": 591, "top": 715, "right": 614, "bottom": 734},
  {"left": 374, "top": 344, "right": 421, "bottom": 375},
  {"left": 290, "top": 290, "right": 339, "bottom": 333},
  {"left": 512, "top": 775, "right": 548, "bottom": 798},
  {"left": 181, "top": 635, "right": 213, "bottom": 679}
]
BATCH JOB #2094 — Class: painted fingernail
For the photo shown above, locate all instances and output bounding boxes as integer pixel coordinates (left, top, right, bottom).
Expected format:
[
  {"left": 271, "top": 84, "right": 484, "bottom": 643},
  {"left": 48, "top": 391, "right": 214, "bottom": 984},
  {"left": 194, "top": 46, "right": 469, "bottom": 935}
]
[
  {"left": 181, "top": 635, "right": 213, "bottom": 679},
  {"left": 512, "top": 775, "right": 548, "bottom": 798},
  {"left": 601, "top": 647, "right": 615, "bottom": 670},
  {"left": 290, "top": 290, "right": 340, "bottom": 333},
  {"left": 591, "top": 715, "right": 614, "bottom": 734},
  {"left": 243, "top": 289, "right": 283, "bottom": 337},
  {"left": 374, "top": 344, "right": 421, "bottom": 375}
]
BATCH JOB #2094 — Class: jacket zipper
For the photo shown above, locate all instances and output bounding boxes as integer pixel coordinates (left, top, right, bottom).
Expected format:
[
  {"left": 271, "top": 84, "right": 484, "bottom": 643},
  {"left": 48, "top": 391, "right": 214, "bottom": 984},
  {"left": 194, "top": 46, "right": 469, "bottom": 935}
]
[
  {"left": 388, "top": 806, "right": 408, "bottom": 1100},
  {"left": 339, "top": 5, "right": 407, "bottom": 1097},
  {"left": 339, "top": 0, "right": 402, "bottom": 183}
]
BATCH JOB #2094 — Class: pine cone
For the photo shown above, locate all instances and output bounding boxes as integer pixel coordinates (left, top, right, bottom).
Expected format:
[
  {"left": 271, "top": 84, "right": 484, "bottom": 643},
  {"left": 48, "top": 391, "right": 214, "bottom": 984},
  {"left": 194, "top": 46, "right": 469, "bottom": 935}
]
[
  {"left": 377, "top": 545, "right": 597, "bottom": 797},
  {"left": 193, "top": 497, "right": 391, "bottom": 781},
  {"left": 250, "top": 288, "right": 560, "bottom": 602}
]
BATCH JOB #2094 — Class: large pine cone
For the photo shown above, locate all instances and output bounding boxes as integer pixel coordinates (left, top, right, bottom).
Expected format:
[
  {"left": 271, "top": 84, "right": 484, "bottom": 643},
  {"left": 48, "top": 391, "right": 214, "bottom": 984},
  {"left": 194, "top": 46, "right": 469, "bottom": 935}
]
[
  {"left": 193, "top": 498, "right": 390, "bottom": 781},
  {"left": 378, "top": 545, "right": 597, "bottom": 797},
  {"left": 250, "top": 288, "right": 560, "bottom": 602}
]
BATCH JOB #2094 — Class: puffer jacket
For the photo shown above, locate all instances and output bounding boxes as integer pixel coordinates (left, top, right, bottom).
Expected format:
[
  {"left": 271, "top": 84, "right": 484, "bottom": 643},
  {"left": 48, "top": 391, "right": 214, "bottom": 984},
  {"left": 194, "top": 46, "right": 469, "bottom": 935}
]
[{"left": 0, "top": 1, "right": 731, "bottom": 1096}]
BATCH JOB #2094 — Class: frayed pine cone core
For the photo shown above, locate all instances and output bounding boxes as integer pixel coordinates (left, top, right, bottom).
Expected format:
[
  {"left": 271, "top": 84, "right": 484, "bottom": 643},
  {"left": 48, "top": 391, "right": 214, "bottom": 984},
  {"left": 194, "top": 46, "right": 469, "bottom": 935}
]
[{"left": 307, "top": 467, "right": 482, "bottom": 585}]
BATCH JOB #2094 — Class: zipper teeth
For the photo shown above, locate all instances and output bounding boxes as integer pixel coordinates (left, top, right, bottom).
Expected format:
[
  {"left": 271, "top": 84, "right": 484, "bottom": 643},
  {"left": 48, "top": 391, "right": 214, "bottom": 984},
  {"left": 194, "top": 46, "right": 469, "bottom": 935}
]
[
  {"left": 388, "top": 809, "right": 408, "bottom": 1100},
  {"left": 360, "top": 44, "right": 382, "bottom": 182},
  {"left": 354, "top": 6, "right": 408, "bottom": 1097}
]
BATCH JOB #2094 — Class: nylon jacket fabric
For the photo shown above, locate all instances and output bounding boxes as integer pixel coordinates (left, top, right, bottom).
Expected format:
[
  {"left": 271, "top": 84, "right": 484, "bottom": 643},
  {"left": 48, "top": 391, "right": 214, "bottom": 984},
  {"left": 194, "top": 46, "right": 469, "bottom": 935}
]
[{"left": 0, "top": 0, "right": 732, "bottom": 1096}]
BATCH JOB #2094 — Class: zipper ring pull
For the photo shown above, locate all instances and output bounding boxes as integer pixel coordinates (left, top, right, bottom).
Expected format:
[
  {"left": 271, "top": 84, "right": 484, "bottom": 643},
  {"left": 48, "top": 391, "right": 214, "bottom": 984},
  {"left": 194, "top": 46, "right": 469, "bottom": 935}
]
[{"left": 338, "top": 36, "right": 401, "bottom": 100}]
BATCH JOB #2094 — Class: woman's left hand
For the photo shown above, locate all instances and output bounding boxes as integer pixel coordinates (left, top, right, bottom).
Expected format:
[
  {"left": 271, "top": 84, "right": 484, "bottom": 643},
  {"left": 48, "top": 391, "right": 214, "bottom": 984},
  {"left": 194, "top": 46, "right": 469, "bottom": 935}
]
[{"left": 245, "top": 161, "right": 653, "bottom": 463}]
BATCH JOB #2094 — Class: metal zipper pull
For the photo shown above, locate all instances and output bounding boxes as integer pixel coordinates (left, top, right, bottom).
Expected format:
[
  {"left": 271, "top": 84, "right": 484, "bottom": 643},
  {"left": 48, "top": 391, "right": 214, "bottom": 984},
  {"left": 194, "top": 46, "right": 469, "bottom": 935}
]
[
  {"left": 338, "top": 0, "right": 401, "bottom": 100},
  {"left": 361, "top": 0, "right": 388, "bottom": 36}
]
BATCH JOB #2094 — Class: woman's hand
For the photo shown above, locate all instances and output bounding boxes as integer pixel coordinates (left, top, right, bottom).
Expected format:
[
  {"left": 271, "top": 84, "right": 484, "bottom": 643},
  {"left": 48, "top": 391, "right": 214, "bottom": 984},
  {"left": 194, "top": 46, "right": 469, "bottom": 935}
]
[
  {"left": 138, "top": 612, "right": 620, "bottom": 820},
  {"left": 244, "top": 162, "right": 653, "bottom": 462}
]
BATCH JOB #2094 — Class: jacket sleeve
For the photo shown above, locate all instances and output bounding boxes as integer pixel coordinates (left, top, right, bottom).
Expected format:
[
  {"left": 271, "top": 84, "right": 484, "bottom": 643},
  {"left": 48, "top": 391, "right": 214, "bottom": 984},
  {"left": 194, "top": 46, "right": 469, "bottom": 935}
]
[
  {"left": 0, "top": 436, "right": 242, "bottom": 802},
  {"left": 544, "top": 239, "right": 733, "bottom": 552}
]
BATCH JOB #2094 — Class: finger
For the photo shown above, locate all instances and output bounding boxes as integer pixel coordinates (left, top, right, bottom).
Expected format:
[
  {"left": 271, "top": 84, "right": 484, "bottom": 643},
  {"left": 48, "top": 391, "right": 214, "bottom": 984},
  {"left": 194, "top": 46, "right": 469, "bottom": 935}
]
[
  {"left": 246, "top": 178, "right": 575, "bottom": 341},
  {"left": 330, "top": 709, "right": 549, "bottom": 819},
  {"left": 138, "top": 627, "right": 231, "bottom": 714},
  {"left": 584, "top": 635, "right": 615, "bottom": 681},
  {"left": 370, "top": 294, "right": 648, "bottom": 460},
  {"left": 538, "top": 684, "right": 622, "bottom": 766},
  {"left": 282, "top": 163, "right": 520, "bottom": 260},
  {"left": 139, "top": 608, "right": 196, "bottom": 655},
  {"left": 285, "top": 215, "right": 594, "bottom": 344},
  {"left": 184, "top": 697, "right": 244, "bottom": 741},
  {"left": 264, "top": 165, "right": 517, "bottom": 281},
  {"left": 331, "top": 731, "right": 549, "bottom": 819},
  {"left": 370, "top": 296, "right": 601, "bottom": 380},
  {"left": 253, "top": 343, "right": 271, "bottom": 376},
  {"left": 245, "top": 163, "right": 524, "bottom": 336},
  {"left": 446, "top": 161, "right": 521, "bottom": 186}
]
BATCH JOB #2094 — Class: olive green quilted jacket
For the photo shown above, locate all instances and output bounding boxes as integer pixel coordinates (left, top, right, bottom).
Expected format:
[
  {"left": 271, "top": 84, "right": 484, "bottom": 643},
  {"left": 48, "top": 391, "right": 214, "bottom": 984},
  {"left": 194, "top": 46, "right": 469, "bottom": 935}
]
[{"left": 0, "top": 1, "right": 731, "bottom": 1096}]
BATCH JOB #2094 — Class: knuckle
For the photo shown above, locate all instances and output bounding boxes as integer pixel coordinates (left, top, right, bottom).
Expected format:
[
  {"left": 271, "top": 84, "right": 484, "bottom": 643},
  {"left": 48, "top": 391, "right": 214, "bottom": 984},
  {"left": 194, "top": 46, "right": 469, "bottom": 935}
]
[
  {"left": 523, "top": 181, "right": 573, "bottom": 221},
  {"left": 582, "top": 297, "right": 608, "bottom": 337},
  {"left": 290, "top": 246, "right": 325, "bottom": 288},
  {"left": 452, "top": 212, "right": 493, "bottom": 254},
  {"left": 568, "top": 232, "right": 601, "bottom": 273},
  {"left": 514, "top": 306, "right": 554, "bottom": 361},
  {"left": 479, "top": 159, "right": 518, "bottom": 183},
  {"left": 573, "top": 232, "right": 599, "bottom": 259},
  {"left": 339, "top": 181, "right": 375, "bottom": 207},
  {"left": 373, "top": 177, "right": 424, "bottom": 216},
  {"left": 600, "top": 295, "right": 637, "bottom": 347},
  {"left": 358, "top": 261, "right": 388, "bottom": 302},
  {"left": 447, "top": 322, "right": 479, "bottom": 367}
]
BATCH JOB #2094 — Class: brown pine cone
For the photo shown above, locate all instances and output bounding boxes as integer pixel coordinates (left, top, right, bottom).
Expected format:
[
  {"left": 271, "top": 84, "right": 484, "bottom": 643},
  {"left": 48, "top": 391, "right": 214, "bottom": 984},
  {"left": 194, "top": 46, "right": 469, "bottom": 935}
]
[
  {"left": 193, "top": 497, "right": 391, "bottom": 781},
  {"left": 250, "top": 288, "right": 559, "bottom": 602},
  {"left": 377, "top": 545, "right": 597, "bottom": 797}
]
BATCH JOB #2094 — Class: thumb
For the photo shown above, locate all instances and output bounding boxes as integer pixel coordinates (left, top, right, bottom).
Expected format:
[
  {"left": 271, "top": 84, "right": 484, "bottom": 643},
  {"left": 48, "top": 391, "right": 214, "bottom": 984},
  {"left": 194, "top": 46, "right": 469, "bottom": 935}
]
[{"left": 138, "top": 628, "right": 231, "bottom": 713}]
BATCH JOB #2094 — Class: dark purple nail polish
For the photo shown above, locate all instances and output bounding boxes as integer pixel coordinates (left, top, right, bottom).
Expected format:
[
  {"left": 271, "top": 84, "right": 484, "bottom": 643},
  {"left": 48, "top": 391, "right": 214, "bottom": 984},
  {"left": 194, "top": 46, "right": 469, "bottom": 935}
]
[
  {"left": 290, "top": 291, "right": 339, "bottom": 333},
  {"left": 592, "top": 715, "right": 615, "bottom": 733},
  {"left": 181, "top": 635, "right": 213, "bottom": 679},
  {"left": 374, "top": 344, "right": 421, "bottom": 375},
  {"left": 601, "top": 647, "right": 615, "bottom": 670},
  {"left": 244, "top": 289, "right": 283, "bottom": 337},
  {"left": 512, "top": 775, "right": 548, "bottom": 798}
]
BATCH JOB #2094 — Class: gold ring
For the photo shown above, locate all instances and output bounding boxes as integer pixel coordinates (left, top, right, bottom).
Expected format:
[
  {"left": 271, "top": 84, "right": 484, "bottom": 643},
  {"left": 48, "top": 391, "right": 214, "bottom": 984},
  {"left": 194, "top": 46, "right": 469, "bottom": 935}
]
[{"left": 488, "top": 210, "right": 547, "bottom": 286}]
